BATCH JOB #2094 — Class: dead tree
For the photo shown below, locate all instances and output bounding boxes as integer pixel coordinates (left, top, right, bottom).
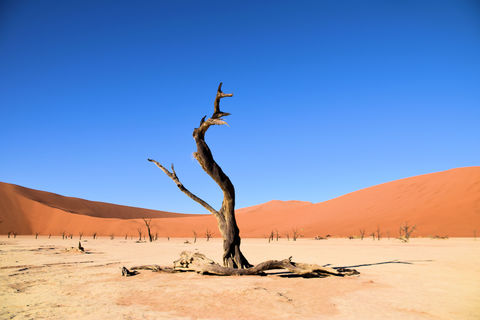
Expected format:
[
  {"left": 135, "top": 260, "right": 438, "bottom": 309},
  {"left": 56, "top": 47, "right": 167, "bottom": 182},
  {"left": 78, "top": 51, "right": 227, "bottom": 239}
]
[
  {"left": 125, "top": 233, "right": 128, "bottom": 240},
  {"left": 370, "top": 232, "right": 375, "bottom": 240},
  {"left": 92, "top": 232, "right": 97, "bottom": 240},
  {"left": 48, "top": 234, "right": 51, "bottom": 239},
  {"left": 137, "top": 227, "right": 142, "bottom": 241},
  {"left": 110, "top": 234, "right": 114, "bottom": 240},
  {"left": 143, "top": 218, "right": 153, "bottom": 242},
  {"left": 292, "top": 228, "right": 301, "bottom": 241},
  {"left": 205, "top": 229, "right": 214, "bottom": 241},
  {"left": 149, "top": 83, "right": 250, "bottom": 269},
  {"left": 376, "top": 226, "right": 381, "bottom": 240},
  {"left": 399, "top": 222, "right": 416, "bottom": 242},
  {"left": 35, "top": 232, "right": 39, "bottom": 239},
  {"left": 275, "top": 230, "right": 280, "bottom": 241},
  {"left": 79, "top": 232, "right": 83, "bottom": 240},
  {"left": 268, "top": 230, "right": 274, "bottom": 243},
  {"left": 7, "top": 231, "right": 11, "bottom": 238},
  {"left": 359, "top": 229, "right": 365, "bottom": 240},
  {"left": 154, "top": 232, "right": 158, "bottom": 241},
  {"left": 285, "top": 232, "right": 290, "bottom": 241},
  {"left": 13, "top": 232, "right": 17, "bottom": 238},
  {"left": 193, "top": 231, "right": 197, "bottom": 243},
  {"left": 62, "top": 231, "right": 66, "bottom": 240}
]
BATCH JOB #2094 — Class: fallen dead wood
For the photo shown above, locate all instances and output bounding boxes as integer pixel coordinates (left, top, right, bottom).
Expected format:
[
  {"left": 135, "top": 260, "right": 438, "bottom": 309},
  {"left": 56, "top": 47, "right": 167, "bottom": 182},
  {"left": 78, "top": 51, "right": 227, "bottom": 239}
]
[{"left": 126, "top": 251, "right": 359, "bottom": 278}]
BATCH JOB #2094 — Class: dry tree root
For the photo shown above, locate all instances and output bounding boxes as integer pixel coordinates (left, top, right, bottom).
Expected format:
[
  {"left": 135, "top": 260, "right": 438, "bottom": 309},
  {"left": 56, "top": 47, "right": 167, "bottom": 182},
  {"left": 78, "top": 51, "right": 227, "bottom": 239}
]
[{"left": 127, "top": 251, "right": 359, "bottom": 278}]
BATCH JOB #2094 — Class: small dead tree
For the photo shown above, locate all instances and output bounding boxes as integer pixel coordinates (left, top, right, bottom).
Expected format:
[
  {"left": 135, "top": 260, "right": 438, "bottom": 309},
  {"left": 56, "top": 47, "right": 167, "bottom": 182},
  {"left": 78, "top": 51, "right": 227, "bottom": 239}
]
[
  {"left": 275, "top": 230, "right": 280, "bottom": 241},
  {"left": 69, "top": 234, "right": 73, "bottom": 239},
  {"left": 92, "top": 232, "right": 97, "bottom": 240},
  {"left": 35, "top": 232, "right": 39, "bottom": 239},
  {"left": 205, "top": 229, "right": 214, "bottom": 241},
  {"left": 268, "top": 230, "right": 274, "bottom": 243},
  {"left": 359, "top": 229, "right": 366, "bottom": 240},
  {"left": 110, "top": 234, "right": 115, "bottom": 240},
  {"left": 285, "top": 232, "right": 290, "bottom": 241},
  {"left": 193, "top": 231, "right": 197, "bottom": 243},
  {"left": 370, "top": 232, "right": 375, "bottom": 240},
  {"left": 48, "top": 234, "right": 51, "bottom": 239},
  {"left": 62, "top": 231, "right": 66, "bottom": 240},
  {"left": 292, "top": 228, "right": 301, "bottom": 241},
  {"left": 155, "top": 232, "right": 158, "bottom": 241},
  {"left": 137, "top": 227, "right": 142, "bottom": 241},
  {"left": 7, "top": 231, "right": 11, "bottom": 238},
  {"left": 149, "top": 83, "right": 250, "bottom": 268},
  {"left": 143, "top": 218, "right": 153, "bottom": 242},
  {"left": 125, "top": 233, "right": 128, "bottom": 240},
  {"left": 13, "top": 232, "right": 17, "bottom": 238},
  {"left": 79, "top": 232, "right": 83, "bottom": 240},
  {"left": 399, "top": 222, "right": 416, "bottom": 242},
  {"left": 376, "top": 226, "right": 381, "bottom": 241}
]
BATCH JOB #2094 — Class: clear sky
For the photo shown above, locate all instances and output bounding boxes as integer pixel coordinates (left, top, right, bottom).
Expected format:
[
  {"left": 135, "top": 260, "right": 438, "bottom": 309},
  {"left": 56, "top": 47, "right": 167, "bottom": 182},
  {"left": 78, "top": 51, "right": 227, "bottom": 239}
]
[{"left": 1, "top": 1, "right": 479, "bottom": 214}]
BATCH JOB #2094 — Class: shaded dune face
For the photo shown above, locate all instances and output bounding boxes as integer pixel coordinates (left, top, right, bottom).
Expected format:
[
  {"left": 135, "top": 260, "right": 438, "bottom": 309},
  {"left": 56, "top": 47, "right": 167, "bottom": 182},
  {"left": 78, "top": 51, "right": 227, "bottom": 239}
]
[{"left": 1, "top": 167, "right": 479, "bottom": 237}]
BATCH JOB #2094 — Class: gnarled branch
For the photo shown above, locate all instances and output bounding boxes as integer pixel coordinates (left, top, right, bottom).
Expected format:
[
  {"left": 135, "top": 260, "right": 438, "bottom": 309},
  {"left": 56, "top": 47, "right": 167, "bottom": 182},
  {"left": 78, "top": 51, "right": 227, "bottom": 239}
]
[
  {"left": 147, "top": 159, "right": 222, "bottom": 222},
  {"left": 128, "top": 251, "right": 359, "bottom": 278}
]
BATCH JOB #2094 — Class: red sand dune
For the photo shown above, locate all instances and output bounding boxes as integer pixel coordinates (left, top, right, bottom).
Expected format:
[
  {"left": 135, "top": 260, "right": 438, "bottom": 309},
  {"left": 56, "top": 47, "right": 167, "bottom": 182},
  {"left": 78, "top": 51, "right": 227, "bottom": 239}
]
[{"left": 1, "top": 167, "right": 479, "bottom": 237}]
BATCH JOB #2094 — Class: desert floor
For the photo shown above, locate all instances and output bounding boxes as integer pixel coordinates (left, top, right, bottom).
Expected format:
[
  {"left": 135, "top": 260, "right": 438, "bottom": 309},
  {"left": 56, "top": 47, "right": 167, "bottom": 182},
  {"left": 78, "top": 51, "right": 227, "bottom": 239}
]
[{"left": 1, "top": 236, "right": 479, "bottom": 320}]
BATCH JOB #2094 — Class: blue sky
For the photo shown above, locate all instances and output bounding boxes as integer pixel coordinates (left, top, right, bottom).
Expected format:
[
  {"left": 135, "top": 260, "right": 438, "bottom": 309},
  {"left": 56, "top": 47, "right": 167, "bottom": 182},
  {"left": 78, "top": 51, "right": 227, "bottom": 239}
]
[{"left": 1, "top": 1, "right": 479, "bottom": 213}]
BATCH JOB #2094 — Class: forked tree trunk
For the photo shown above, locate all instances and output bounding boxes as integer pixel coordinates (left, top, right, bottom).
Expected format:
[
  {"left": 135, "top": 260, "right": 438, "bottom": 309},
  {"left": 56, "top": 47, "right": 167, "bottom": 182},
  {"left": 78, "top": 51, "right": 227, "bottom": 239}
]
[{"left": 149, "top": 83, "right": 251, "bottom": 269}]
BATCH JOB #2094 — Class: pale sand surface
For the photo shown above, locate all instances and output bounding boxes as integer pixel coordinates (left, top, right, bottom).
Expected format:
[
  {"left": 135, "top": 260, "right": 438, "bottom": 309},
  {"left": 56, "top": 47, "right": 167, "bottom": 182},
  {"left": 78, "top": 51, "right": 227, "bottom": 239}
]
[{"left": 1, "top": 237, "right": 479, "bottom": 319}]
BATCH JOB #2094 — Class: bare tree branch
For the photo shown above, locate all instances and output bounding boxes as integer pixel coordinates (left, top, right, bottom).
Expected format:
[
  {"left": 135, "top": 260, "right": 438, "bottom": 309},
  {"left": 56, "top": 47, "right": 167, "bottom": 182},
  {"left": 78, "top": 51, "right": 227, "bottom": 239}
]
[{"left": 147, "top": 158, "right": 223, "bottom": 222}]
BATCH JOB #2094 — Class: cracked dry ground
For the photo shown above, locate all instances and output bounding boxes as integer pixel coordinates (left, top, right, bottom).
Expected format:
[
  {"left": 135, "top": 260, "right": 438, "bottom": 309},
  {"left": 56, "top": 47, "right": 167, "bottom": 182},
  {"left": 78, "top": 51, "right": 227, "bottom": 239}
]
[{"left": 1, "top": 237, "right": 479, "bottom": 319}]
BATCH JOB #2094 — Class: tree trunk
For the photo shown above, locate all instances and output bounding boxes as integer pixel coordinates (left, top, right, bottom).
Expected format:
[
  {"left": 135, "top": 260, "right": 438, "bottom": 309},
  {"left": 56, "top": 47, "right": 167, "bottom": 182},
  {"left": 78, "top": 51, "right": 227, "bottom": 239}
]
[{"left": 149, "top": 83, "right": 251, "bottom": 268}]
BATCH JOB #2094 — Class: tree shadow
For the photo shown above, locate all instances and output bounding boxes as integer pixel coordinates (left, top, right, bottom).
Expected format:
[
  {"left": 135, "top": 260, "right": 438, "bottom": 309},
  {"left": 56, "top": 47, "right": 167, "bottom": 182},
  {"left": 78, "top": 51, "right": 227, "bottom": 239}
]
[{"left": 326, "top": 259, "right": 434, "bottom": 269}]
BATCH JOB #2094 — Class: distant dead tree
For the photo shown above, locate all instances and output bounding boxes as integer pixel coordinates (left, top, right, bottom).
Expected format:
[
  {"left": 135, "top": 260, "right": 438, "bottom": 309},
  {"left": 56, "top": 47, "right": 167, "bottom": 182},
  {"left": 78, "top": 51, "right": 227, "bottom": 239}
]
[
  {"left": 285, "top": 232, "right": 290, "bottom": 241},
  {"left": 142, "top": 218, "right": 153, "bottom": 242},
  {"left": 267, "top": 230, "right": 274, "bottom": 243},
  {"left": 205, "top": 229, "right": 214, "bottom": 241},
  {"left": 359, "top": 229, "right": 366, "bottom": 240},
  {"left": 167, "top": 236, "right": 170, "bottom": 241},
  {"left": 399, "top": 222, "right": 416, "bottom": 242},
  {"left": 125, "top": 233, "right": 128, "bottom": 240},
  {"left": 376, "top": 226, "right": 381, "bottom": 241},
  {"left": 110, "top": 234, "right": 114, "bottom": 240},
  {"left": 35, "top": 232, "right": 39, "bottom": 239},
  {"left": 62, "top": 231, "right": 66, "bottom": 240},
  {"left": 275, "top": 230, "right": 280, "bottom": 241},
  {"left": 370, "top": 232, "right": 375, "bottom": 240},
  {"left": 137, "top": 227, "right": 142, "bottom": 241},
  {"left": 292, "top": 229, "right": 301, "bottom": 241},
  {"left": 69, "top": 233, "right": 73, "bottom": 239},
  {"left": 148, "top": 83, "right": 251, "bottom": 268},
  {"left": 154, "top": 232, "right": 158, "bottom": 241},
  {"left": 92, "top": 232, "right": 97, "bottom": 240},
  {"left": 193, "top": 231, "right": 197, "bottom": 243},
  {"left": 348, "top": 236, "right": 354, "bottom": 240},
  {"left": 48, "top": 234, "right": 51, "bottom": 239},
  {"left": 79, "top": 232, "right": 83, "bottom": 241},
  {"left": 13, "top": 232, "right": 17, "bottom": 238},
  {"left": 7, "top": 231, "right": 11, "bottom": 238}
]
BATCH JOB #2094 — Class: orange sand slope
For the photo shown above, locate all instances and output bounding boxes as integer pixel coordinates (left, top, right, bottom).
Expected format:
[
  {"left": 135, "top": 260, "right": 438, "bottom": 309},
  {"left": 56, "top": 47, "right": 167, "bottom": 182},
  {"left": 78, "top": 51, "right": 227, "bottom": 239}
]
[{"left": 1, "top": 167, "right": 479, "bottom": 237}]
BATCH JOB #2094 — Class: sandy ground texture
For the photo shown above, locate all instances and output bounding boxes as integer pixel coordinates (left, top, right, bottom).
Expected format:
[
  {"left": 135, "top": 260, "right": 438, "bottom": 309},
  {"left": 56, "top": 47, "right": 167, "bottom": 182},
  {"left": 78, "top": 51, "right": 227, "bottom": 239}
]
[{"left": 1, "top": 236, "right": 479, "bottom": 320}]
